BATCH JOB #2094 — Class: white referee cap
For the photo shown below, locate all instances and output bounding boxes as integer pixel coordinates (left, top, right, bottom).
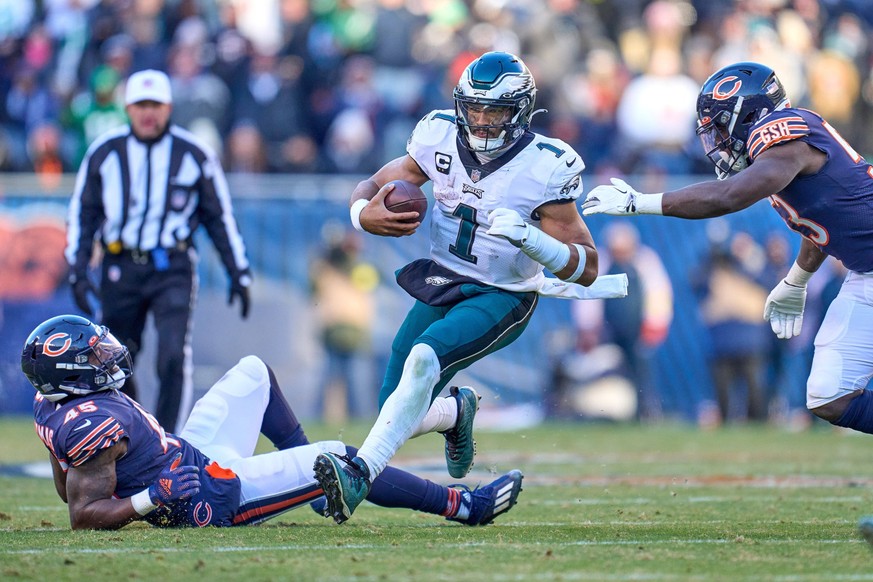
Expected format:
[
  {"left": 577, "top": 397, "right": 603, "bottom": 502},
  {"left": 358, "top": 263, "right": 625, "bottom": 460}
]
[{"left": 125, "top": 70, "right": 172, "bottom": 105}]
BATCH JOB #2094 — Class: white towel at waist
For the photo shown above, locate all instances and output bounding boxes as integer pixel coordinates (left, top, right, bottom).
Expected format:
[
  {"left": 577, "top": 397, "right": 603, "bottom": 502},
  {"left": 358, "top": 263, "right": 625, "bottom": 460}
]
[{"left": 536, "top": 273, "right": 628, "bottom": 300}]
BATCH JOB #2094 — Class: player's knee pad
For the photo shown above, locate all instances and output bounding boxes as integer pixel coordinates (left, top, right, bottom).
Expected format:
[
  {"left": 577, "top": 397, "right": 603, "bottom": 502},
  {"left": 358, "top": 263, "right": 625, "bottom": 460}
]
[
  {"left": 236, "top": 355, "right": 268, "bottom": 377},
  {"left": 805, "top": 362, "right": 844, "bottom": 409},
  {"left": 216, "top": 355, "right": 270, "bottom": 399},
  {"left": 806, "top": 376, "right": 831, "bottom": 410}
]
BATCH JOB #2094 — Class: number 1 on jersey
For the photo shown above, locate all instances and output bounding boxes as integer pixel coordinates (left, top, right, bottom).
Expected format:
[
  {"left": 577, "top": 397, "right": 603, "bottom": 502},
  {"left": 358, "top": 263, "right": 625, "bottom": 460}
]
[{"left": 449, "top": 203, "right": 479, "bottom": 264}]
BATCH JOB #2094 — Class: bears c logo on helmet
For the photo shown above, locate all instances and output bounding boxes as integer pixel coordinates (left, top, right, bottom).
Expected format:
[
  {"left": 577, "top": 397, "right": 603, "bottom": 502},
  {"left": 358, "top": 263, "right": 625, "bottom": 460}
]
[
  {"left": 43, "top": 333, "right": 72, "bottom": 357},
  {"left": 713, "top": 76, "right": 742, "bottom": 100}
]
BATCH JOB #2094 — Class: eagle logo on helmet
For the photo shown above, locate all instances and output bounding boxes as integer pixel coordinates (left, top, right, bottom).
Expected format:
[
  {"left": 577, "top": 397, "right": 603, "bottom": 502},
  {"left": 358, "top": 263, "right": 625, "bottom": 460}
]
[{"left": 453, "top": 51, "right": 539, "bottom": 155}]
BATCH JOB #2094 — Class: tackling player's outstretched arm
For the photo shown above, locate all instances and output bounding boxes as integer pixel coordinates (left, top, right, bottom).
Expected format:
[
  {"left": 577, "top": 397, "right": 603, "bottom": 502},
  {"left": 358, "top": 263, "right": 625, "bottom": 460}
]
[
  {"left": 582, "top": 140, "right": 821, "bottom": 219},
  {"left": 350, "top": 155, "right": 429, "bottom": 237},
  {"left": 663, "top": 140, "right": 817, "bottom": 218}
]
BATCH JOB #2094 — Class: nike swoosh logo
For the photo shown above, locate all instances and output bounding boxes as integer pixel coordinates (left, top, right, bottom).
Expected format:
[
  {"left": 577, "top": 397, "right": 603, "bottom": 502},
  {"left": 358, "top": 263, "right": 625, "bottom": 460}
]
[
  {"left": 566, "top": 157, "right": 576, "bottom": 167},
  {"left": 73, "top": 419, "right": 92, "bottom": 432}
]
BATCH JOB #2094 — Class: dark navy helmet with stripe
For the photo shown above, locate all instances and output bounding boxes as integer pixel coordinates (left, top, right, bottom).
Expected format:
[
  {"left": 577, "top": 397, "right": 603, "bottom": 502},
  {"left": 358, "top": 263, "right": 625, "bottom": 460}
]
[
  {"left": 453, "top": 52, "right": 537, "bottom": 155},
  {"left": 21, "top": 315, "right": 132, "bottom": 401},
  {"left": 696, "top": 62, "right": 789, "bottom": 179}
]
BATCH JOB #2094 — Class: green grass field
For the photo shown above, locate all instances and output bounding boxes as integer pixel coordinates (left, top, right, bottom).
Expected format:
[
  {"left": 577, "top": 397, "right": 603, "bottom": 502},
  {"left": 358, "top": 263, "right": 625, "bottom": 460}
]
[{"left": 1, "top": 416, "right": 872, "bottom": 581}]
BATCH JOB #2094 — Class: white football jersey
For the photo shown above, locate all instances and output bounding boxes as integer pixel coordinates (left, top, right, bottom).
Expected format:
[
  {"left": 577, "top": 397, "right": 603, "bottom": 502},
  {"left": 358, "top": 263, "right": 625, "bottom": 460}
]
[{"left": 407, "top": 109, "right": 585, "bottom": 293}]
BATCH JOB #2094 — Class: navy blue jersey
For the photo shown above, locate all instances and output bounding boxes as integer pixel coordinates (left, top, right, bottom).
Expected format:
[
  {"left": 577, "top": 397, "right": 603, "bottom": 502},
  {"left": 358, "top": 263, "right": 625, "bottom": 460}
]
[
  {"left": 33, "top": 390, "right": 241, "bottom": 527},
  {"left": 748, "top": 108, "right": 873, "bottom": 273}
]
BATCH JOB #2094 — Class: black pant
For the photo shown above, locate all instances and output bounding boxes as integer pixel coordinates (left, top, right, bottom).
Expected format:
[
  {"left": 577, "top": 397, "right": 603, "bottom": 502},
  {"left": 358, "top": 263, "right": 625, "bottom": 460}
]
[
  {"left": 711, "top": 354, "right": 767, "bottom": 422},
  {"left": 100, "top": 249, "right": 194, "bottom": 432}
]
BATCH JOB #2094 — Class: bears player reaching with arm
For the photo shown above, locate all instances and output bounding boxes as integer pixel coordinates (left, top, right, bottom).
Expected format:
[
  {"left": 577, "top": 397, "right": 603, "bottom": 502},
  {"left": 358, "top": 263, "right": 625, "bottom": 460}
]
[
  {"left": 582, "top": 62, "right": 873, "bottom": 438},
  {"left": 314, "top": 51, "right": 628, "bottom": 525},
  {"left": 23, "top": 314, "right": 524, "bottom": 529}
]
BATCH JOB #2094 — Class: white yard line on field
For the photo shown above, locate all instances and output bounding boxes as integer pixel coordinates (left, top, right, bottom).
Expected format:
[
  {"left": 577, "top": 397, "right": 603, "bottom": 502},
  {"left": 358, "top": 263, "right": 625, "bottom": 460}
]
[{"left": 1, "top": 537, "right": 868, "bottom": 556}]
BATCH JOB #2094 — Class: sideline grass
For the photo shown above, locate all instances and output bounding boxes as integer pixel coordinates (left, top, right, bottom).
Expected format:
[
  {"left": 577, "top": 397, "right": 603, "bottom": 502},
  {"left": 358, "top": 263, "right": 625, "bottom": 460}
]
[{"left": 1, "top": 417, "right": 872, "bottom": 581}]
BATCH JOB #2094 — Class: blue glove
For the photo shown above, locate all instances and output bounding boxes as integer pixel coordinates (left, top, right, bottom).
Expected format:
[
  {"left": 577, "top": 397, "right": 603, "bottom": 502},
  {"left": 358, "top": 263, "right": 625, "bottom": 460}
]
[{"left": 148, "top": 453, "right": 201, "bottom": 506}]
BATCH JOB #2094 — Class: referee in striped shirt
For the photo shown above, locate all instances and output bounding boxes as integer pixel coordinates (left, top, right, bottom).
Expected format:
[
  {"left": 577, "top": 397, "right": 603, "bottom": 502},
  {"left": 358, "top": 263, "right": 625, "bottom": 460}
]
[{"left": 65, "top": 69, "right": 252, "bottom": 432}]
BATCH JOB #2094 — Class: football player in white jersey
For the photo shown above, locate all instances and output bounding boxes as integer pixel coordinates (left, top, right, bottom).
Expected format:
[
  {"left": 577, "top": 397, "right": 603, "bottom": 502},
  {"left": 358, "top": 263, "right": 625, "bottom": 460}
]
[{"left": 314, "top": 52, "right": 623, "bottom": 525}]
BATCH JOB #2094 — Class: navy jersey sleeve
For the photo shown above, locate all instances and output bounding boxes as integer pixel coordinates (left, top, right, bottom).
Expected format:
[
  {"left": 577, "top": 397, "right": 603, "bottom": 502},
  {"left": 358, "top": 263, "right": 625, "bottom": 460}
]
[
  {"left": 747, "top": 110, "right": 811, "bottom": 161},
  {"left": 54, "top": 411, "right": 126, "bottom": 468}
]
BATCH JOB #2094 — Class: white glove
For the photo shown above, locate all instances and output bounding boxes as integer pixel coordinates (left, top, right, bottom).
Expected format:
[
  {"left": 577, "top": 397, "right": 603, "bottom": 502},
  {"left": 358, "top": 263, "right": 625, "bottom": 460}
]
[
  {"left": 581, "top": 178, "right": 662, "bottom": 216},
  {"left": 487, "top": 208, "right": 529, "bottom": 248},
  {"left": 763, "top": 279, "right": 807, "bottom": 339},
  {"left": 487, "top": 208, "right": 572, "bottom": 275}
]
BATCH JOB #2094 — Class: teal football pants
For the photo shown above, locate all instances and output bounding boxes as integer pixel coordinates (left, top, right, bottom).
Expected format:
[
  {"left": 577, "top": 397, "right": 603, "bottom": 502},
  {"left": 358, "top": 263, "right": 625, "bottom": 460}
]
[{"left": 378, "top": 289, "right": 538, "bottom": 408}]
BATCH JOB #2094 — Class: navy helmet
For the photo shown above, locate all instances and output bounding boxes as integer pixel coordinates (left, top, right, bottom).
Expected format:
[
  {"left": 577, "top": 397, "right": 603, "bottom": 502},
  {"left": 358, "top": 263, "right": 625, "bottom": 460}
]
[
  {"left": 21, "top": 314, "right": 132, "bottom": 402},
  {"left": 696, "top": 62, "right": 789, "bottom": 179}
]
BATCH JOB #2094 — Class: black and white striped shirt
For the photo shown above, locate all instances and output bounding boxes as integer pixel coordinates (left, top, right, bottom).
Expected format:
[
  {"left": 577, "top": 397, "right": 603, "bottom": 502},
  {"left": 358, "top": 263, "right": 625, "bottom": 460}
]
[{"left": 65, "top": 124, "right": 249, "bottom": 278}]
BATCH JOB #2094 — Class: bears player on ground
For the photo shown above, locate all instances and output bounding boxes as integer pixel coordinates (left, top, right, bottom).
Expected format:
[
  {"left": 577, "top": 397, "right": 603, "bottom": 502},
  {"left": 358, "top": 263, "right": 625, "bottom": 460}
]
[
  {"left": 314, "top": 51, "right": 627, "bottom": 525},
  {"left": 578, "top": 61, "right": 873, "bottom": 543},
  {"left": 23, "top": 314, "right": 524, "bottom": 529}
]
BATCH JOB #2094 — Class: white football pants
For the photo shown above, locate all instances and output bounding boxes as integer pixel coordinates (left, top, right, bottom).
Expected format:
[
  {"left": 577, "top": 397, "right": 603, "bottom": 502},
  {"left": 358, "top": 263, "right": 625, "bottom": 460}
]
[
  {"left": 179, "top": 356, "right": 344, "bottom": 509},
  {"left": 808, "top": 270, "right": 873, "bottom": 408}
]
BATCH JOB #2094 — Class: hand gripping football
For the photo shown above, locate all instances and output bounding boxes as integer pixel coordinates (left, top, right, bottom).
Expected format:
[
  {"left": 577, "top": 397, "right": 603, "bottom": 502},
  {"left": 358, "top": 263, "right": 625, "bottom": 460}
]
[{"left": 384, "top": 180, "right": 428, "bottom": 222}]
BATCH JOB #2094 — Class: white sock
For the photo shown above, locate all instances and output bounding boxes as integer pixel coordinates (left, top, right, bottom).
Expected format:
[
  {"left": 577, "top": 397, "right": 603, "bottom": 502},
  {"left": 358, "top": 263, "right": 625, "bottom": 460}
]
[
  {"left": 357, "top": 344, "right": 440, "bottom": 478},
  {"left": 411, "top": 396, "right": 458, "bottom": 438}
]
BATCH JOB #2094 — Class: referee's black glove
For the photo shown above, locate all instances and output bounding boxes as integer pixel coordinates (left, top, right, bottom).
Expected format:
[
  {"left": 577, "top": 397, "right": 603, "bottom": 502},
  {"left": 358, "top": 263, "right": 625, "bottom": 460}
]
[
  {"left": 228, "top": 271, "right": 252, "bottom": 319},
  {"left": 70, "top": 274, "right": 97, "bottom": 316}
]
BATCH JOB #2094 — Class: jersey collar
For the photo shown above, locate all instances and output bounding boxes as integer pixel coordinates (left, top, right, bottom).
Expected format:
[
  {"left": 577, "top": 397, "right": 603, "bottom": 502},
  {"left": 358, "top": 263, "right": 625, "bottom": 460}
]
[{"left": 456, "top": 131, "right": 534, "bottom": 182}]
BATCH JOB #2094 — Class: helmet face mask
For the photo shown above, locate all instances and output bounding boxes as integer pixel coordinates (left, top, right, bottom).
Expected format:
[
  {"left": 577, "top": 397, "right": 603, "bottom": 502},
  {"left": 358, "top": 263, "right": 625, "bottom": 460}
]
[
  {"left": 695, "top": 62, "right": 788, "bottom": 180},
  {"left": 454, "top": 52, "right": 537, "bottom": 155},
  {"left": 696, "top": 103, "right": 751, "bottom": 179},
  {"left": 21, "top": 315, "right": 132, "bottom": 402}
]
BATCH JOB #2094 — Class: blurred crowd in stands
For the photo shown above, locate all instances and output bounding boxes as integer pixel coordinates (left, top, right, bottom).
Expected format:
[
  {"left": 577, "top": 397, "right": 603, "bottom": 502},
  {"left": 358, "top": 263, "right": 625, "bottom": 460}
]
[{"left": 1, "top": 0, "right": 872, "bottom": 182}]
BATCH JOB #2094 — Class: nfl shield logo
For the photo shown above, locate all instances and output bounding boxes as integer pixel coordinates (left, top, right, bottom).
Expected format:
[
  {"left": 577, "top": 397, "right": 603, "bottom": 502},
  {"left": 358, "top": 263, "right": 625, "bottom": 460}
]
[
  {"left": 471, "top": 169, "right": 481, "bottom": 183},
  {"left": 171, "top": 189, "right": 189, "bottom": 210}
]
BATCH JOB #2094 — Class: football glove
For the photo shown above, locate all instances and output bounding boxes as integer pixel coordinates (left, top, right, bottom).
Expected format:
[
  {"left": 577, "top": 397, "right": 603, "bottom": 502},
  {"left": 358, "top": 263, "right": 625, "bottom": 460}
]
[
  {"left": 487, "top": 208, "right": 573, "bottom": 275},
  {"left": 70, "top": 274, "right": 97, "bottom": 316},
  {"left": 581, "top": 178, "right": 662, "bottom": 216},
  {"left": 148, "top": 452, "right": 201, "bottom": 506},
  {"left": 763, "top": 279, "right": 807, "bottom": 339},
  {"left": 228, "top": 270, "right": 252, "bottom": 319},
  {"left": 486, "top": 208, "right": 529, "bottom": 247}
]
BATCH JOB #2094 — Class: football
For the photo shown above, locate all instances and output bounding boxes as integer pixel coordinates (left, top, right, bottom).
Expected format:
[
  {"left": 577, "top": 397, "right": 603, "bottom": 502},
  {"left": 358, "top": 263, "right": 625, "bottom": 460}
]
[{"left": 384, "top": 180, "right": 428, "bottom": 222}]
